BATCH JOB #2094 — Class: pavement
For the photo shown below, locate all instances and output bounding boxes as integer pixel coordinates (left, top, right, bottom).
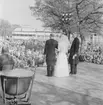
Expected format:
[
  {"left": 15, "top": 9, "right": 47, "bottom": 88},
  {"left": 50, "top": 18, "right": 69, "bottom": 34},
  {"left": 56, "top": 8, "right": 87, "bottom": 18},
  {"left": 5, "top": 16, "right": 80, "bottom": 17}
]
[{"left": 0, "top": 62, "right": 103, "bottom": 105}]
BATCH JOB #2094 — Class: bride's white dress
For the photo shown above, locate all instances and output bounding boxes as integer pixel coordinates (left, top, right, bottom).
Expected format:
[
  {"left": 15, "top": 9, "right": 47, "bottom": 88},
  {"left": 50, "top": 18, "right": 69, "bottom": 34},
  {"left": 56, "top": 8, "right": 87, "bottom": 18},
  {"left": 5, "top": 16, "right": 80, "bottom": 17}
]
[{"left": 54, "top": 38, "right": 70, "bottom": 77}]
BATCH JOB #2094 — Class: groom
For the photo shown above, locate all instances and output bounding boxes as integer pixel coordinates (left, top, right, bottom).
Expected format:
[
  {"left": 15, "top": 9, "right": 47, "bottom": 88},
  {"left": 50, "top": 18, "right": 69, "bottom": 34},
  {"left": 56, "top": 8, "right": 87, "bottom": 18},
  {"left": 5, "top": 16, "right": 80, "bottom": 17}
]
[
  {"left": 44, "top": 34, "right": 58, "bottom": 76},
  {"left": 68, "top": 32, "right": 80, "bottom": 75}
]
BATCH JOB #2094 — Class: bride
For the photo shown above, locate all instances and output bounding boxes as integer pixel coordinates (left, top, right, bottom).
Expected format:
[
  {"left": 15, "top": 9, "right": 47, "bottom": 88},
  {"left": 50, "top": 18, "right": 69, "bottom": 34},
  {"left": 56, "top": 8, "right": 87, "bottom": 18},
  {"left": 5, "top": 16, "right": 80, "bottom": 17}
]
[{"left": 54, "top": 34, "right": 71, "bottom": 77}]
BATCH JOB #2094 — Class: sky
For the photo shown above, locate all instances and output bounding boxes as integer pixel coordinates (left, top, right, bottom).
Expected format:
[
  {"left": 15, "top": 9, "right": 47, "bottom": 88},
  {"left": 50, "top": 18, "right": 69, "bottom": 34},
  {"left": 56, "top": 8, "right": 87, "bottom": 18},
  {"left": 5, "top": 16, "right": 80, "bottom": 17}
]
[
  {"left": 0, "top": 0, "right": 43, "bottom": 30},
  {"left": 0, "top": 0, "right": 103, "bottom": 30}
]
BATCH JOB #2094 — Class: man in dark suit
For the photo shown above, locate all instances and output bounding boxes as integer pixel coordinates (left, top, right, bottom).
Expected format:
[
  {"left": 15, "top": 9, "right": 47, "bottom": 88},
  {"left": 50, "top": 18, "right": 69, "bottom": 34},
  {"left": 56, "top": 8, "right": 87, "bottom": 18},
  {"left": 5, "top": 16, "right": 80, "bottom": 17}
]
[
  {"left": 68, "top": 32, "right": 80, "bottom": 75},
  {"left": 44, "top": 34, "right": 58, "bottom": 76}
]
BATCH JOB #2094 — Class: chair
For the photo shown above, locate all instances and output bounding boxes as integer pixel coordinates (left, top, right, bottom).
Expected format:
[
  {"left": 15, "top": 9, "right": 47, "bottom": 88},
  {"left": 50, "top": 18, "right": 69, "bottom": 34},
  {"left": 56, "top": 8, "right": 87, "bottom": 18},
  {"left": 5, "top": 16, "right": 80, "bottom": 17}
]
[{"left": 0, "top": 68, "right": 35, "bottom": 105}]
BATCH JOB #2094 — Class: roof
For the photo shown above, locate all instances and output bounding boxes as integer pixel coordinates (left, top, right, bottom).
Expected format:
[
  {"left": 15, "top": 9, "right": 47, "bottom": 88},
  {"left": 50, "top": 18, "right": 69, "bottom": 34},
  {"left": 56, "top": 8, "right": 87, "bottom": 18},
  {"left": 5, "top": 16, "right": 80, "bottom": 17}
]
[
  {"left": 14, "top": 27, "right": 36, "bottom": 32},
  {"left": 13, "top": 27, "right": 61, "bottom": 34}
]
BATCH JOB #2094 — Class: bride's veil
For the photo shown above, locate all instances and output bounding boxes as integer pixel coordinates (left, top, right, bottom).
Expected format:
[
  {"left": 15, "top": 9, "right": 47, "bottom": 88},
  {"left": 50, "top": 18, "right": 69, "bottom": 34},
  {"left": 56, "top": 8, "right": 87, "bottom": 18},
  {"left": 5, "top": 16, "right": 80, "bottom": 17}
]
[
  {"left": 59, "top": 35, "right": 70, "bottom": 46},
  {"left": 58, "top": 34, "right": 71, "bottom": 52}
]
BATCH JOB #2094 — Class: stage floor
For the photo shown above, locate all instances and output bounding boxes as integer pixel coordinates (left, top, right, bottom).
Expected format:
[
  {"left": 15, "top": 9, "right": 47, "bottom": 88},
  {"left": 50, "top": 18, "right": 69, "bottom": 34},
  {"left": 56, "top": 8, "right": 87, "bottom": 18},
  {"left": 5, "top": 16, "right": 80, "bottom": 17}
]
[{"left": 0, "top": 62, "right": 103, "bottom": 105}]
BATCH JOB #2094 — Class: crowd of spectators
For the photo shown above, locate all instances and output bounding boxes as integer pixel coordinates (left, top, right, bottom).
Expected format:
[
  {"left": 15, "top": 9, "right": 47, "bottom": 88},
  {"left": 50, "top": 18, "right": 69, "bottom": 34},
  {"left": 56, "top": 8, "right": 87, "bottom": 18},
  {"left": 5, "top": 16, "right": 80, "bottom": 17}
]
[
  {"left": 0, "top": 39, "right": 45, "bottom": 68},
  {"left": 1, "top": 39, "right": 103, "bottom": 68},
  {"left": 79, "top": 42, "right": 103, "bottom": 64}
]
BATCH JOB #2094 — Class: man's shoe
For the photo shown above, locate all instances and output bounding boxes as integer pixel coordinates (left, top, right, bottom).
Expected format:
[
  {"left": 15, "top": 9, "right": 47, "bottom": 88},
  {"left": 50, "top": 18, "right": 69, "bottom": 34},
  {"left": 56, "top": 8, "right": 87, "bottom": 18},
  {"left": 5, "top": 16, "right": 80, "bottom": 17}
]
[
  {"left": 69, "top": 72, "right": 73, "bottom": 74},
  {"left": 46, "top": 75, "right": 52, "bottom": 77}
]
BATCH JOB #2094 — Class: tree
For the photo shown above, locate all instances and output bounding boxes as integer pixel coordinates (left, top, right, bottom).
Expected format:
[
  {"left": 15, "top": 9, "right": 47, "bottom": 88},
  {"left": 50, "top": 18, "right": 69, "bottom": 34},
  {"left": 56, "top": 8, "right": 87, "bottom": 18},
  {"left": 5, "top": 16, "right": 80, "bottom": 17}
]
[
  {"left": 30, "top": 0, "right": 103, "bottom": 43},
  {"left": 0, "top": 19, "right": 12, "bottom": 38},
  {"left": 74, "top": 0, "right": 103, "bottom": 44}
]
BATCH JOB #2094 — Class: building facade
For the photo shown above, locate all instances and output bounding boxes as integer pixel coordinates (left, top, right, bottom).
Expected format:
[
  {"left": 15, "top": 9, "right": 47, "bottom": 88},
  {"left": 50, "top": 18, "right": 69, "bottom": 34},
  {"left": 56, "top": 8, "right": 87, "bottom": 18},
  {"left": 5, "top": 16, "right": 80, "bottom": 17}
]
[{"left": 12, "top": 27, "right": 61, "bottom": 41}]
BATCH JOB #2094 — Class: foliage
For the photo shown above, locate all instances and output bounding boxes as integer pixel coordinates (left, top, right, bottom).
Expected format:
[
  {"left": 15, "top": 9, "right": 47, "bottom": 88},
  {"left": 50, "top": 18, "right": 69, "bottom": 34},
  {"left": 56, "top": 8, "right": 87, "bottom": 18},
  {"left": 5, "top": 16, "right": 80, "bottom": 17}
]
[
  {"left": 0, "top": 19, "right": 12, "bottom": 38},
  {"left": 30, "top": 0, "right": 103, "bottom": 42},
  {"left": 0, "top": 19, "right": 20, "bottom": 39}
]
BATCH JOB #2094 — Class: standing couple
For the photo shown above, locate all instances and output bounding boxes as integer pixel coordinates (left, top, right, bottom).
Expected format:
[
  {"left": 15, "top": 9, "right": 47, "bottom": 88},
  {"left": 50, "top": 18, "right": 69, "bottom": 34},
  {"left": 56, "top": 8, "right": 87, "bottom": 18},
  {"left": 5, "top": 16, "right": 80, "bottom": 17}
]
[{"left": 44, "top": 32, "right": 80, "bottom": 77}]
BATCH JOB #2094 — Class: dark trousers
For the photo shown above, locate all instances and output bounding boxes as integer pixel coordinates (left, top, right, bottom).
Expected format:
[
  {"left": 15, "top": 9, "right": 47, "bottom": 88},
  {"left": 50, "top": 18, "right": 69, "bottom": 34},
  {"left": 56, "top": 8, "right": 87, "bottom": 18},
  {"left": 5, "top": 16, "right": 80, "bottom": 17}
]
[
  {"left": 47, "top": 65, "right": 54, "bottom": 76},
  {"left": 70, "top": 64, "right": 77, "bottom": 74}
]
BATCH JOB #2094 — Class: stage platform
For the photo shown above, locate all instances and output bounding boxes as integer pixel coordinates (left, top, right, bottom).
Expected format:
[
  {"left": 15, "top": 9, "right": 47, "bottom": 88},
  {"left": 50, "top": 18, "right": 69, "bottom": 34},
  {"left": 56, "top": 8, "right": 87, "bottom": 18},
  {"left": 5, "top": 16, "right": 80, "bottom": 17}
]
[{"left": 0, "top": 62, "right": 103, "bottom": 105}]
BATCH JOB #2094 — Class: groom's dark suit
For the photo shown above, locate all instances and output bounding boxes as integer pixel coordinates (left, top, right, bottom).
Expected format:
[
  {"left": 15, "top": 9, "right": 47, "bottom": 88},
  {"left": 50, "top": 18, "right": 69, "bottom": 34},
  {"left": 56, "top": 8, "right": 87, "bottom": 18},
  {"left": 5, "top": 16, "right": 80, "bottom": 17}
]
[
  {"left": 44, "top": 38, "right": 58, "bottom": 76},
  {"left": 68, "top": 37, "right": 79, "bottom": 74}
]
